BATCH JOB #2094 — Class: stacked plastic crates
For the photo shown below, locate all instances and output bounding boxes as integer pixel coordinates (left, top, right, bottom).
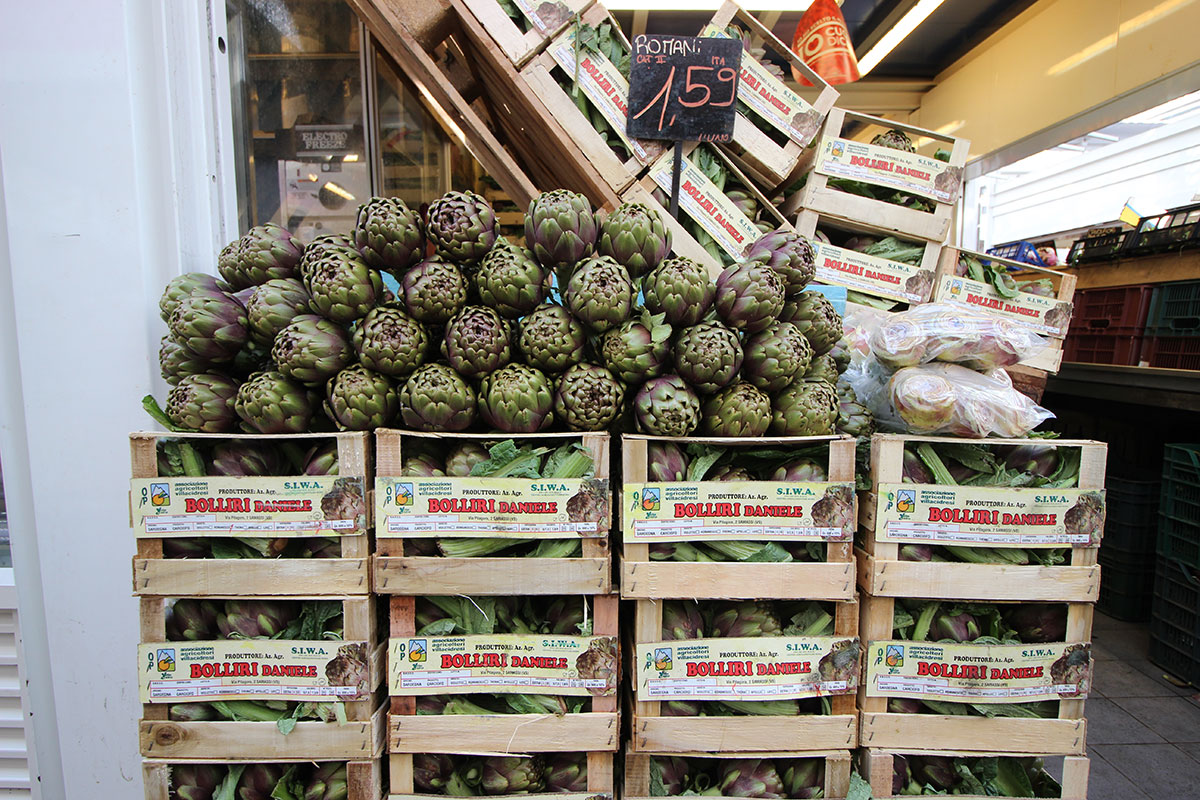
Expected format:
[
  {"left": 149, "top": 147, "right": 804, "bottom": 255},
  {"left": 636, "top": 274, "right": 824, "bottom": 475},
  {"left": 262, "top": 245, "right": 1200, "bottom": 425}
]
[
  {"left": 1149, "top": 444, "right": 1200, "bottom": 686},
  {"left": 1097, "top": 477, "right": 1160, "bottom": 621}
]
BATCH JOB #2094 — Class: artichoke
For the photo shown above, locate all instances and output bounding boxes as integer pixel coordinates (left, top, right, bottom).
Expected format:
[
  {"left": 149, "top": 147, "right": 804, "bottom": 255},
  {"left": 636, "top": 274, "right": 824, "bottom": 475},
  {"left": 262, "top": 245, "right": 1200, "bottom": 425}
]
[
  {"left": 771, "top": 458, "right": 827, "bottom": 481},
  {"left": 245, "top": 277, "right": 311, "bottom": 344},
  {"left": 543, "top": 754, "right": 587, "bottom": 793},
  {"left": 303, "top": 762, "right": 348, "bottom": 800},
  {"left": 399, "top": 364, "right": 477, "bottom": 432},
  {"left": 872, "top": 128, "right": 917, "bottom": 152},
  {"left": 159, "top": 336, "right": 210, "bottom": 386},
  {"left": 226, "top": 223, "right": 302, "bottom": 288},
  {"left": 836, "top": 397, "right": 875, "bottom": 437},
  {"left": 718, "top": 759, "right": 786, "bottom": 798},
  {"left": 166, "top": 599, "right": 220, "bottom": 641},
  {"left": 170, "top": 764, "right": 224, "bottom": 800},
  {"left": 165, "top": 374, "right": 240, "bottom": 432},
  {"left": 209, "top": 441, "right": 283, "bottom": 476},
  {"left": 828, "top": 339, "right": 851, "bottom": 373},
  {"left": 770, "top": 378, "right": 838, "bottom": 436},
  {"left": 479, "top": 364, "right": 555, "bottom": 433},
  {"left": 663, "top": 600, "right": 704, "bottom": 640},
  {"left": 235, "top": 764, "right": 287, "bottom": 800},
  {"left": 414, "top": 754, "right": 455, "bottom": 794},
  {"left": 160, "top": 272, "right": 226, "bottom": 322},
  {"left": 518, "top": 304, "right": 587, "bottom": 374},
  {"left": 402, "top": 456, "right": 446, "bottom": 477},
  {"left": 710, "top": 465, "right": 754, "bottom": 481},
  {"left": 781, "top": 291, "right": 842, "bottom": 356},
  {"left": 426, "top": 190, "right": 497, "bottom": 264},
  {"left": 554, "top": 363, "right": 625, "bottom": 431},
  {"left": 711, "top": 601, "right": 783, "bottom": 637},
  {"left": 481, "top": 756, "right": 545, "bottom": 795},
  {"left": 476, "top": 241, "right": 548, "bottom": 318},
  {"left": 325, "top": 364, "right": 398, "bottom": 430},
  {"left": 354, "top": 196, "right": 425, "bottom": 274},
  {"left": 782, "top": 760, "right": 824, "bottom": 799},
  {"left": 674, "top": 322, "right": 744, "bottom": 394},
  {"left": 352, "top": 304, "right": 429, "bottom": 377},
  {"left": 597, "top": 201, "right": 670, "bottom": 277},
  {"left": 169, "top": 288, "right": 249, "bottom": 362},
  {"left": 714, "top": 262, "right": 786, "bottom": 334},
  {"left": 634, "top": 375, "right": 701, "bottom": 437},
  {"left": 525, "top": 189, "right": 597, "bottom": 274},
  {"left": 217, "top": 600, "right": 298, "bottom": 638},
  {"left": 742, "top": 322, "right": 813, "bottom": 393},
  {"left": 445, "top": 442, "right": 489, "bottom": 477},
  {"left": 234, "top": 370, "right": 315, "bottom": 433},
  {"left": 443, "top": 305, "right": 512, "bottom": 378},
  {"left": 643, "top": 257, "right": 715, "bottom": 327},
  {"left": 303, "top": 442, "right": 339, "bottom": 475},
  {"left": 299, "top": 234, "right": 358, "bottom": 281},
  {"left": 805, "top": 353, "right": 839, "bottom": 384},
  {"left": 271, "top": 316, "right": 354, "bottom": 384},
  {"left": 648, "top": 442, "right": 688, "bottom": 482},
  {"left": 565, "top": 256, "right": 634, "bottom": 333},
  {"left": 743, "top": 229, "right": 816, "bottom": 296},
  {"left": 601, "top": 311, "right": 672, "bottom": 384},
  {"left": 303, "top": 248, "right": 384, "bottom": 324},
  {"left": 652, "top": 757, "right": 690, "bottom": 796},
  {"left": 227, "top": 339, "right": 272, "bottom": 379},
  {"left": 400, "top": 258, "right": 469, "bottom": 324},
  {"left": 700, "top": 382, "right": 771, "bottom": 437}
]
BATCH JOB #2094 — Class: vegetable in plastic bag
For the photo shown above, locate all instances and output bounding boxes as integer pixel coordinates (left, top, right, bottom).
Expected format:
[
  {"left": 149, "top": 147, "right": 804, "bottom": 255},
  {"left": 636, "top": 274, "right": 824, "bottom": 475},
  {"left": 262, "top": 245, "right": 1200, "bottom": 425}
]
[
  {"left": 870, "top": 303, "right": 1047, "bottom": 371},
  {"left": 882, "top": 363, "right": 1053, "bottom": 438}
]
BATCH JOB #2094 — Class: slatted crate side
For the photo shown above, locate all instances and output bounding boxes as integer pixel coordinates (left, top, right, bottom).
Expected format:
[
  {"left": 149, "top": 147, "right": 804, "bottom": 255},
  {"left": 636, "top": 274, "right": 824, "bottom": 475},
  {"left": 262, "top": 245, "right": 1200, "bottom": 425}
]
[
  {"left": 143, "top": 758, "right": 384, "bottom": 800},
  {"left": 624, "top": 749, "right": 852, "bottom": 800},
  {"left": 372, "top": 429, "right": 613, "bottom": 595},
  {"left": 861, "top": 750, "right": 1089, "bottom": 800},
  {"left": 934, "top": 247, "right": 1077, "bottom": 338},
  {"left": 388, "top": 752, "right": 613, "bottom": 798},
  {"left": 130, "top": 431, "right": 372, "bottom": 596},
  {"left": 629, "top": 598, "right": 859, "bottom": 752},
  {"left": 621, "top": 434, "right": 858, "bottom": 601},
  {"left": 460, "top": 0, "right": 595, "bottom": 68},
  {"left": 139, "top": 594, "right": 385, "bottom": 760}
]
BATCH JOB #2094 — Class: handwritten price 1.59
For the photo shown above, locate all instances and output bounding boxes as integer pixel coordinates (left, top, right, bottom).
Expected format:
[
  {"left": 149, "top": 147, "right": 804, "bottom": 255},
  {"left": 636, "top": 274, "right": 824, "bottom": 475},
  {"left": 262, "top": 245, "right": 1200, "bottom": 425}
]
[{"left": 630, "top": 65, "right": 737, "bottom": 139}]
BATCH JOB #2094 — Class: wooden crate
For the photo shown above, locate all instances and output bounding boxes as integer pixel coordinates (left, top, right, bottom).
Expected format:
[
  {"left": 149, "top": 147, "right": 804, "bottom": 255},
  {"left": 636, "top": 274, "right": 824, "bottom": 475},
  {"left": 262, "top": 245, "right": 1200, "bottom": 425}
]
[
  {"left": 624, "top": 749, "right": 852, "bottom": 800},
  {"left": 372, "top": 430, "right": 613, "bottom": 596},
  {"left": 388, "top": 752, "right": 613, "bottom": 798},
  {"left": 142, "top": 758, "right": 383, "bottom": 800},
  {"left": 621, "top": 434, "right": 858, "bottom": 601},
  {"left": 781, "top": 108, "right": 970, "bottom": 242},
  {"left": 130, "top": 431, "right": 372, "bottom": 597},
  {"left": 460, "top": 0, "right": 594, "bottom": 68},
  {"left": 629, "top": 598, "right": 859, "bottom": 752},
  {"left": 858, "top": 593, "right": 1092, "bottom": 755},
  {"left": 792, "top": 208, "right": 942, "bottom": 306},
  {"left": 858, "top": 434, "right": 1106, "bottom": 603},
  {"left": 139, "top": 595, "right": 385, "bottom": 760},
  {"left": 860, "top": 749, "right": 1089, "bottom": 800}
]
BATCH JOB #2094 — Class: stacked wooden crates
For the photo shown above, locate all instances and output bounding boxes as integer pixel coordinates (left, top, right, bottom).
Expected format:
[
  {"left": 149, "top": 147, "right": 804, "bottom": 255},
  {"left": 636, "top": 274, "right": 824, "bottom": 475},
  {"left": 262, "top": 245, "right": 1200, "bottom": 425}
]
[{"left": 130, "top": 431, "right": 384, "bottom": 800}]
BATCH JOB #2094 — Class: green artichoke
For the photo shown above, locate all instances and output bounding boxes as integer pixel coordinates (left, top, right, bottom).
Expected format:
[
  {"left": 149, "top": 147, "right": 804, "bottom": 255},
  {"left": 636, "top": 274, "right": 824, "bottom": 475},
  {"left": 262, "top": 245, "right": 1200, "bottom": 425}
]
[
  {"left": 481, "top": 756, "right": 545, "bottom": 795},
  {"left": 634, "top": 375, "right": 701, "bottom": 437},
  {"left": 245, "top": 277, "right": 311, "bottom": 344},
  {"left": 402, "top": 455, "right": 445, "bottom": 477},
  {"left": 304, "top": 762, "right": 348, "bottom": 800},
  {"left": 401, "top": 258, "right": 469, "bottom": 324},
  {"left": 742, "top": 322, "right": 813, "bottom": 393},
  {"left": 525, "top": 189, "right": 597, "bottom": 274},
  {"left": 165, "top": 374, "right": 240, "bottom": 432},
  {"left": 166, "top": 599, "right": 220, "bottom": 640},
  {"left": 426, "top": 190, "right": 497, "bottom": 264},
  {"left": 443, "top": 305, "right": 512, "bottom": 378},
  {"left": 476, "top": 240, "right": 548, "bottom": 318},
  {"left": 227, "top": 339, "right": 271, "bottom": 380},
  {"left": 479, "top": 364, "right": 555, "bottom": 433},
  {"left": 828, "top": 338, "right": 851, "bottom": 373},
  {"left": 400, "top": 364, "right": 477, "bottom": 432},
  {"left": 727, "top": 188, "right": 760, "bottom": 219},
  {"left": 648, "top": 442, "right": 688, "bottom": 482},
  {"left": 711, "top": 601, "right": 783, "bottom": 637},
  {"left": 643, "top": 257, "right": 714, "bottom": 327},
  {"left": 554, "top": 363, "right": 625, "bottom": 431},
  {"left": 781, "top": 291, "right": 843, "bottom": 356},
  {"left": 837, "top": 397, "right": 876, "bottom": 437},
  {"left": 168, "top": 288, "right": 249, "bottom": 362},
  {"left": 445, "top": 442, "right": 489, "bottom": 476},
  {"left": 743, "top": 229, "right": 816, "bottom": 296},
  {"left": 299, "top": 234, "right": 358, "bottom": 281},
  {"left": 873, "top": 128, "right": 917, "bottom": 152},
  {"left": 217, "top": 600, "right": 299, "bottom": 638},
  {"left": 170, "top": 763, "right": 225, "bottom": 800},
  {"left": 565, "top": 256, "right": 634, "bottom": 333},
  {"left": 236, "top": 764, "right": 287, "bottom": 800},
  {"left": 209, "top": 441, "right": 283, "bottom": 476},
  {"left": 160, "top": 272, "right": 226, "bottom": 322},
  {"left": 352, "top": 305, "right": 429, "bottom": 377},
  {"left": 303, "top": 249, "right": 384, "bottom": 324},
  {"left": 805, "top": 354, "right": 839, "bottom": 384},
  {"left": 663, "top": 600, "right": 704, "bottom": 639},
  {"left": 601, "top": 310, "right": 672, "bottom": 384},
  {"left": 718, "top": 758, "right": 786, "bottom": 798},
  {"left": 770, "top": 378, "right": 838, "bottom": 436},
  {"left": 714, "top": 261, "right": 786, "bottom": 333},
  {"left": 303, "top": 442, "right": 340, "bottom": 475},
  {"left": 234, "top": 370, "right": 316, "bottom": 433},
  {"left": 226, "top": 223, "right": 302, "bottom": 288},
  {"left": 414, "top": 754, "right": 455, "bottom": 794},
  {"left": 354, "top": 196, "right": 425, "bottom": 274},
  {"left": 325, "top": 364, "right": 398, "bottom": 431},
  {"left": 700, "top": 382, "right": 771, "bottom": 437},
  {"left": 597, "top": 201, "right": 670, "bottom": 278},
  {"left": 771, "top": 458, "right": 827, "bottom": 481},
  {"left": 674, "top": 322, "right": 744, "bottom": 394},
  {"left": 271, "top": 316, "right": 354, "bottom": 384},
  {"left": 518, "top": 304, "right": 586, "bottom": 374},
  {"left": 709, "top": 464, "right": 754, "bottom": 481},
  {"left": 159, "top": 335, "right": 210, "bottom": 386},
  {"left": 543, "top": 754, "right": 587, "bottom": 793}
]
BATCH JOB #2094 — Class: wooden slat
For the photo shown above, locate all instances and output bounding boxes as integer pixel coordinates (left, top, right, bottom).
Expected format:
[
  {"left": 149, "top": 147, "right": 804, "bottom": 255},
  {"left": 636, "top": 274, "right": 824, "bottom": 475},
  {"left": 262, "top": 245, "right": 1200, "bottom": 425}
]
[
  {"left": 390, "top": 713, "right": 619, "bottom": 752},
  {"left": 857, "top": 552, "right": 1101, "bottom": 602},
  {"left": 859, "top": 713, "right": 1086, "bottom": 755},
  {"left": 623, "top": 560, "right": 856, "bottom": 601},
  {"left": 135, "top": 558, "right": 370, "bottom": 596},
  {"left": 373, "top": 556, "right": 611, "bottom": 594},
  {"left": 633, "top": 716, "right": 857, "bottom": 752}
]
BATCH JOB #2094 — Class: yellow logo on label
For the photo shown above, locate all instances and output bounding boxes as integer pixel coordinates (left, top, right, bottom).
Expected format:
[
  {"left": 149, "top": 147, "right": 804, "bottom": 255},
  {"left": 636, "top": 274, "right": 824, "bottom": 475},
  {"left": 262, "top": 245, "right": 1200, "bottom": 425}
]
[
  {"left": 642, "top": 488, "right": 660, "bottom": 512},
  {"left": 407, "top": 639, "right": 426, "bottom": 663},
  {"left": 896, "top": 490, "right": 916, "bottom": 514},
  {"left": 156, "top": 648, "right": 175, "bottom": 672},
  {"left": 654, "top": 647, "right": 673, "bottom": 671},
  {"left": 150, "top": 483, "right": 170, "bottom": 507},
  {"left": 395, "top": 483, "right": 413, "bottom": 507},
  {"left": 831, "top": 141, "right": 845, "bottom": 158},
  {"left": 886, "top": 644, "right": 904, "bottom": 668}
]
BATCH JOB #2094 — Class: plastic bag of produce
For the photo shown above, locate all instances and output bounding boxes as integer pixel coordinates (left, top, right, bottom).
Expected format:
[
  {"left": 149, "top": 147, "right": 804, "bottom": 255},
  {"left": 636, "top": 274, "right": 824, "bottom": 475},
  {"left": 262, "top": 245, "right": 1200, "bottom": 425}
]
[
  {"left": 882, "top": 362, "right": 1053, "bottom": 438},
  {"left": 869, "top": 302, "right": 1047, "bottom": 371}
]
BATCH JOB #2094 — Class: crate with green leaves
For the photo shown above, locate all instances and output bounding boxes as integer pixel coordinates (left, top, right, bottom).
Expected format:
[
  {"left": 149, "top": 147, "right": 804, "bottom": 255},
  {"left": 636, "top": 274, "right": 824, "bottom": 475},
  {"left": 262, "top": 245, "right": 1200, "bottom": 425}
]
[
  {"left": 621, "top": 434, "right": 858, "bottom": 601},
  {"left": 388, "top": 751, "right": 614, "bottom": 799},
  {"left": 373, "top": 430, "right": 612, "bottom": 596},
  {"left": 860, "top": 749, "right": 1088, "bottom": 799},
  {"left": 858, "top": 594, "right": 1093, "bottom": 755},
  {"left": 858, "top": 434, "right": 1107, "bottom": 603},
  {"left": 623, "top": 750, "right": 852, "bottom": 800},
  {"left": 138, "top": 594, "right": 385, "bottom": 760},
  {"left": 461, "top": 0, "right": 595, "bottom": 68},
  {"left": 130, "top": 431, "right": 372, "bottom": 597},
  {"left": 142, "top": 759, "right": 383, "bottom": 800}
]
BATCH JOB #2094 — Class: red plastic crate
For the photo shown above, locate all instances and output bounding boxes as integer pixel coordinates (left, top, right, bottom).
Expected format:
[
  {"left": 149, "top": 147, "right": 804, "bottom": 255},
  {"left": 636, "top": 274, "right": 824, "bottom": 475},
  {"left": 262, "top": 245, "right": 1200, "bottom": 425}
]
[
  {"left": 1062, "top": 333, "right": 1145, "bottom": 366},
  {"left": 1143, "top": 336, "right": 1200, "bottom": 370},
  {"left": 1071, "top": 285, "right": 1156, "bottom": 333}
]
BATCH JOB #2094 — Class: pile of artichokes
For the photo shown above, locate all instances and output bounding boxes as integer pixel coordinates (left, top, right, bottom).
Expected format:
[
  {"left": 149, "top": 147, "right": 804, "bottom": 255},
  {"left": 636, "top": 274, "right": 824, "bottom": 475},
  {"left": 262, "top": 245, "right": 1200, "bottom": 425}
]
[
  {"left": 415, "top": 752, "right": 588, "bottom": 795},
  {"left": 169, "top": 761, "right": 349, "bottom": 800},
  {"left": 650, "top": 755, "right": 826, "bottom": 799}
]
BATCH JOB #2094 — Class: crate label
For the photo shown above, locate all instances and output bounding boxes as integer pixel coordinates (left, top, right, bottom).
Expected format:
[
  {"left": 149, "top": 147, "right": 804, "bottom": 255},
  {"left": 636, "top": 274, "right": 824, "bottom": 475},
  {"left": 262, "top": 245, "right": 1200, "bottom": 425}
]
[
  {"left": 623, "top": 482, "right": 855, "bottom": 542},
  {"left": 866, "top": 640, "right": 1092, "bottom": 702},
  {"left": 375, "top": 477, "right": 608, "bottom": 538},
  {"left": 935, "top": 274, "right": 1073, "bottom": 338},
  {"left": 876, "top": 485, "right": 1105, "bottom": 547},
  {"left": 550, "top": 34, "right": 666, "bottom": 165},
  {"left": 510, "top": 0, "right": 577, "bottom": 35},
  {"left": 814, "top": 137, "right": 962, "bottom": 204},
  {"left": 130, "top": 476, "right": 366, "bottom": 538},
  {"left": 649, "top": 150, "right": 760, "bottom": 261},
  {"left": 700, "top": 25, "right": 821, "bottom": 147},
  {"left": 636, "top": 636, "right": 859, "bottom": 700},
  {"left": 138, "top": 639, "right": 371, "bottom": 703},
  {"left": 813, "top": 241, "right": 934, "bottom": 304},
  {"left": 388, "top": 634, "right": 618, "bottom": 696}
]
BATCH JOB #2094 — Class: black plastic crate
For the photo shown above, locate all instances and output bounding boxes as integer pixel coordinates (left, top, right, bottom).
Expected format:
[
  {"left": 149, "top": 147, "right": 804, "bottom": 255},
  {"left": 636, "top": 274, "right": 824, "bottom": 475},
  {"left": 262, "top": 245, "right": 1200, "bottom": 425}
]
[
  {"left": 1103, "top": 477, "right": 1160, "bottom": 554},
  {"left": 1098, "top": 558, "right": 1155, "bottom": 621},
  {"left": 1127, "top": 204, "right": 1200, "bottom": 256},
  {"left": 1067, "top": 230, "right": 1133, "bottom": 264},
  {"left": 1159, "top": 444, "right": 1200, "bottom": 570},
  {"left": 1146, "top": 280, "right": 1200, "bottom": 338},
  {"left": 1148, "top": 557, "right": 1200, "bottom": 685}
]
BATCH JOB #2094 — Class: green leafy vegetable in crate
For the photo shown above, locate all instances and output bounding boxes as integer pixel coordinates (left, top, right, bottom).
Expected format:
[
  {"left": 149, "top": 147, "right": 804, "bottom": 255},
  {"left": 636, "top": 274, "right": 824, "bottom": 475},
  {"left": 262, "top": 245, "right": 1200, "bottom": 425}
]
[
  {"left": 414, "top": 751, "right": 588, "bottom": 795},
  {"left": 892, "top": 754, "right": 1062, "bottom": 797},
  {"left": 171, "top": 761, "right": 350, "bottom": 800},
  {"left": 650, "top": 755, "right": 826, "bottom": 798}
]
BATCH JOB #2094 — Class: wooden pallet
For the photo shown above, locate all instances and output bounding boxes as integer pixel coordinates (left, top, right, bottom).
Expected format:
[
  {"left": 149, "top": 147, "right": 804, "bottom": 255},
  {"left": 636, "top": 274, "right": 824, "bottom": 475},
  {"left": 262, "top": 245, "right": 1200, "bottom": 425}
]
[
  {"left": 130, "top": 432, "right": 372, "bottom": 596},
  {"left": 143, "top": 758, "right": 383, "bottom": 800},
  {"left": 621, "top": 434, "right": 858, "bottom": 601},
  {"left": 624, "top": 749, "right": 852, "bottom": 799},
  {"left": 858, "top": 593, "right": 1092, "bottom": 755},
  {"left": 629, "top": 598, "right": 859, "bottom": 752},
  {"left": 139, "top": 595, "right": 385, "bottom": 760},
  {"left": 860, "top": 749, "right": 1089, "bottom": 799},
  {"left": 781, "top": 108, "right": 969, "bottom": 242},
  {"left": 792, "top": 208, "right": 942, "bottom": 306},
  {"left": 461, "top": 0, "right": 594, "bottom": 68},
  {"left": 858, "top": 434, "right": 1107, "bottom": 603},
  {"left": 372, "top": 430, "right": 612, "bottom": 596}
]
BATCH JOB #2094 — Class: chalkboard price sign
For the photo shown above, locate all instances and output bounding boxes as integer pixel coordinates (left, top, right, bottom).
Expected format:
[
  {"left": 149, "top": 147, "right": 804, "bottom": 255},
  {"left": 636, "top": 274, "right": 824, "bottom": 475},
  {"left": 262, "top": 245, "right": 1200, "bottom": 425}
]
[{"left": 627, "top": 35, "right": 743, "bottom": 143}]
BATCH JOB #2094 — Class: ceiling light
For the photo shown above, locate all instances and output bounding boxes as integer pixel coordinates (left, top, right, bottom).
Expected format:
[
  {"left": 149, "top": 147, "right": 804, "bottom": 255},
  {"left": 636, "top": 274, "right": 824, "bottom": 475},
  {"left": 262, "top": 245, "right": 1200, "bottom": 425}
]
[
  {"left": 604, "top": 0, "right": 812, "bottom": 10},
  {"left": 857, "top": 0, "right": 946, "bottom": 76}
]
